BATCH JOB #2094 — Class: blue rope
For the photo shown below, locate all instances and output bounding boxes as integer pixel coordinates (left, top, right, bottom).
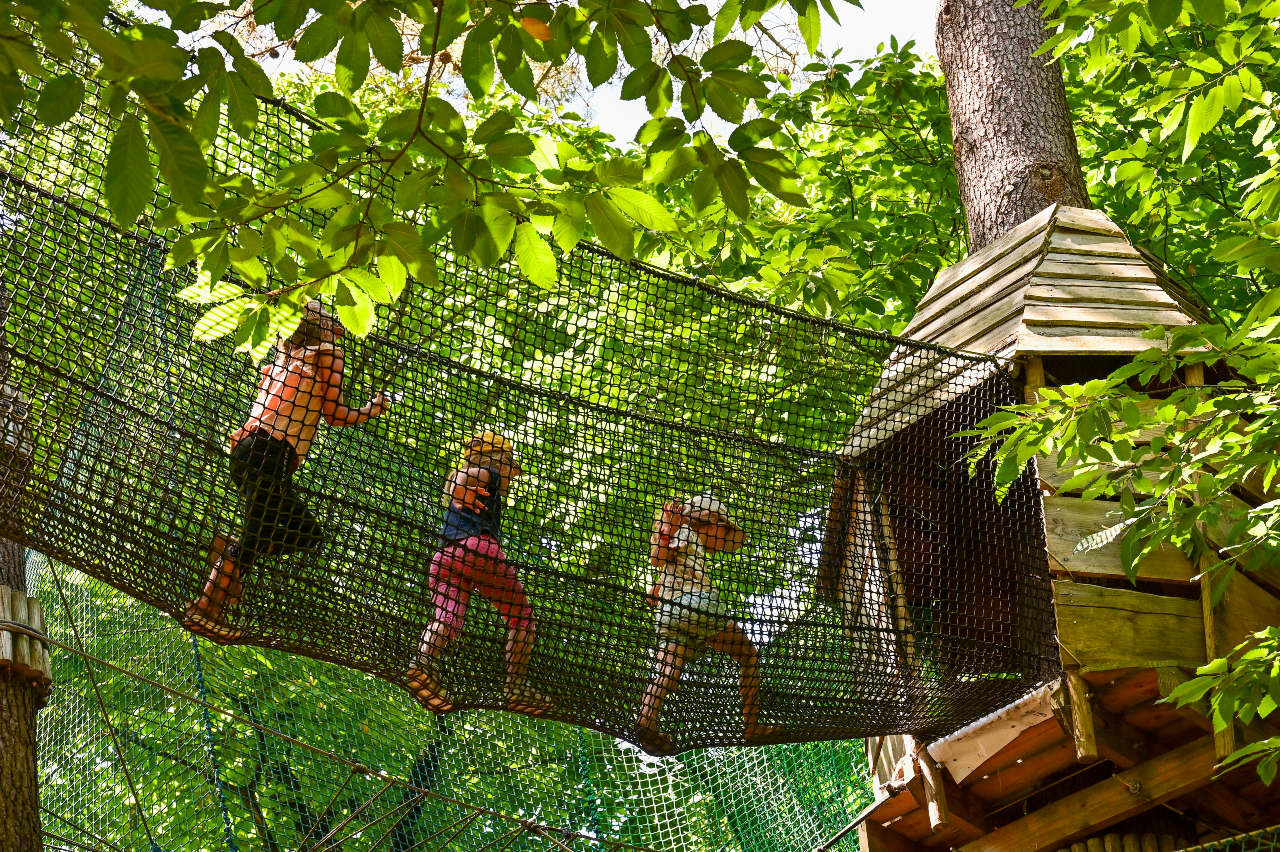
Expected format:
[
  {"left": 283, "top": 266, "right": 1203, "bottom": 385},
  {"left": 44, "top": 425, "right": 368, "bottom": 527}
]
[{"left": 190, "top": 636, "right": 241, "bottom": 852}]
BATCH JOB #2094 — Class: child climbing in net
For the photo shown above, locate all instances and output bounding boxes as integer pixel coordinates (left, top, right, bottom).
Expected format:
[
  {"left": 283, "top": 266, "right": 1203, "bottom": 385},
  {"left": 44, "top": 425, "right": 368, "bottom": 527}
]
[
  {"left": 407, "top": 432, "right": 552, "bottom": 716},
  {"left": 181, "top": 301, "right": 391, "bottom": 642},
  {"left": 637, "top": 494, "right": 778, "bottom": 754}
]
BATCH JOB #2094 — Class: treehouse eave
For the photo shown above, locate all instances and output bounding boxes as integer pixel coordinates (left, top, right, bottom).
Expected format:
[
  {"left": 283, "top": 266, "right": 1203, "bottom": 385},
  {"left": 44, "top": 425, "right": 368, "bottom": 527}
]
[{"left": 901, "top": 203, "right": 1208, "bottom": 361}]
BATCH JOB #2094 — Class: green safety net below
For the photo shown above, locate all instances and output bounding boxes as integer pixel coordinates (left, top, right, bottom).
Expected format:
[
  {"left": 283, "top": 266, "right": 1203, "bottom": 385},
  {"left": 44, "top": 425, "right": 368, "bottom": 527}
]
[{"left": 29, "top": 553, "right": 873, "bottom": 852}]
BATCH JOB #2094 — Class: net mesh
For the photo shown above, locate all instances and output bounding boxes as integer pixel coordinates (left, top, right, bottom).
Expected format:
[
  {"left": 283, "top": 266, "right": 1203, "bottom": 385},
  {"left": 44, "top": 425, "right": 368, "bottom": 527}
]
[
  {"left": 31, "top": 552, "right": 874, "bottom": 852},
  {"left": 1182, "top": 829, "right": 1280, "bottom": 852},
  {"left": 0, "top": 20, "right": 1056, "bottom": 756}
]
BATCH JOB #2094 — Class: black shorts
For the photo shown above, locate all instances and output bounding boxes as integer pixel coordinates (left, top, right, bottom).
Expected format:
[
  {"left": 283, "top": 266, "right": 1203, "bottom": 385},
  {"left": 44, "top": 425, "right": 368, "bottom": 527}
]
[{"left": 230, "top": 430, "right": 323, "bottom": 570}]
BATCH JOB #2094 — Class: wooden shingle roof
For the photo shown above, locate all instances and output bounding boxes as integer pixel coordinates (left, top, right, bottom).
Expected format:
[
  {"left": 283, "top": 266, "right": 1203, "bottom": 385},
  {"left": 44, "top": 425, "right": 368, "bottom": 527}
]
[{"left": 902, "top": 203, "right": 1211, "bottom": 358}]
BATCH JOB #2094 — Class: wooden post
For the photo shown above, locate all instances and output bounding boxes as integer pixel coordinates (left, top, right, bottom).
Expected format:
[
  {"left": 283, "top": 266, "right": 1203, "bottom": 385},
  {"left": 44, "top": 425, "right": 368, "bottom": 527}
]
[
  {"left": 905, "top": 736, "right": 951, "bottom": 832},
  {"left": 1024, "top": 355, "right": 1045, "bottom": 404},
  {"left": 1183, "top": 363, "right": 1235, "bottom": 759},
  {"left": 1064, "top": 670, "right": 1098, "bottom": 762}
]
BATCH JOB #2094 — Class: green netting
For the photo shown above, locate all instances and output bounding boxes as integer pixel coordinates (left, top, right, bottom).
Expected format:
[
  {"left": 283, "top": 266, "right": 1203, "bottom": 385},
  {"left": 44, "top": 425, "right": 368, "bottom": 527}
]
[{"left": 30, "top": 552, "right": 874, "bottom": 852}]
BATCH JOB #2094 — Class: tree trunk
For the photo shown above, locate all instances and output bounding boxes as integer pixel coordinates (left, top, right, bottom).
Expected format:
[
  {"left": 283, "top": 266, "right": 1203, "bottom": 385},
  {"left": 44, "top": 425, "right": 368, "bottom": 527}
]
[
  {"left": 936, "top": 0, "right": 1092, "bottom": 252},
  {"left": 0, "top": 284, "right": 41, "bottom": 851},
  {"left": 0, "top": 540, "right": 40, "bottom": 852}
]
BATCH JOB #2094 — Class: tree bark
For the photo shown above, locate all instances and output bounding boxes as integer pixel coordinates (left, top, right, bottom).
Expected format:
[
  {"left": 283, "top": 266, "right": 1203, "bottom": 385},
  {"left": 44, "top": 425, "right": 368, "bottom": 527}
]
[
  {"left": 0, "top": 284, "right": 41, "bottom": 851},
  {"left": 0, "top": 540, "right": 40, "bottom": 852},
  {"left": 936, "top": 0, "right": 1092, "bottom": 252}
]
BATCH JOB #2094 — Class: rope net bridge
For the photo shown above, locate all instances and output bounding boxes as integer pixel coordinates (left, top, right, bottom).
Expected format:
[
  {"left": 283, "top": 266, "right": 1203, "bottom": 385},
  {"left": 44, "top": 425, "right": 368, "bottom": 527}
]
[
  {"left": 0, "top": 39, "right": 1056, "bottom": 755},
  {"left": 28, "top": 554, "right": 876, "bottom": 852}
]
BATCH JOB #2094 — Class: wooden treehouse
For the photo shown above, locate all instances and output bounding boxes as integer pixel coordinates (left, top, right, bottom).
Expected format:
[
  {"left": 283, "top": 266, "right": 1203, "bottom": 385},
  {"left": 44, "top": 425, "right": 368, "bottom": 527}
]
[{"left": 841, "top": 204, "right": 1280, "bottom": 852}]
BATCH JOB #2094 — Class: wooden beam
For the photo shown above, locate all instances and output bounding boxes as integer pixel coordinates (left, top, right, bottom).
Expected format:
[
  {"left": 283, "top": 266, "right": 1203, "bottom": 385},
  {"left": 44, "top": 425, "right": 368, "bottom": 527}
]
[
  {"left": 940, "top": 775, "right": 990, "bottom": 841},
  {"left": 1214, "top": 570, "right": 1280, "bottom": 660},
  {"left": 1173, "top": 782, "right": 1262, "bottom": 832},
  {"left": 1064, "top": 671, "right": 1097, "bottom": 762},
  {"left": 1054, "top": 580, "right": 1206, "bottom": 672},
  {"left": 860, "top": 819, "right": 928, "bottom": 852},
  {"left": 1044, "top": 496, "right": 1195, "bottom": 584},
  {"left": 1092, "top": 705, "right": 1159, "bottom": 770},
  {"left": 957, "top": 736, "right": 1218, "bottom": 852}
]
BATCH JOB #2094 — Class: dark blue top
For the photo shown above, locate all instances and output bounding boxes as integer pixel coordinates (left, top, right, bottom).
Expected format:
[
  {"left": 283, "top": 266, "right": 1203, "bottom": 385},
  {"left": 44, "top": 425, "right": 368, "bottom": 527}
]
[{"left": 440, "top": 466, "right": 504, "bottom": 542}]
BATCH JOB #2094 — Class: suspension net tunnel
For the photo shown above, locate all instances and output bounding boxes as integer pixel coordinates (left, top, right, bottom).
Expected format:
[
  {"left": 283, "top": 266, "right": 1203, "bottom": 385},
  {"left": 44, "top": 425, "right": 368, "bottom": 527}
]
[{"left": 0, "top": 34, "right": 1056, "bottom": 761}]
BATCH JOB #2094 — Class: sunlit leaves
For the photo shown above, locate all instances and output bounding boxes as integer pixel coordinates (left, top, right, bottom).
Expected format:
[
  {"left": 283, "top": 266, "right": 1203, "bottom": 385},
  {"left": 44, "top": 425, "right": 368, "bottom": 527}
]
[
  {"left": 147, "top": 116, "right": 207, "bottom": 210},
  {"left": 585, "top": 191, "right": 634, "bottom": 259},
  {"left": 104, "top": 115, "right": 153, "bottom": 228},
  {"left": 514, "top": 221, "right": 557, "bottom": 288},
  {"left": 35, "top": 73, "right": 84, "bottom": 125}
]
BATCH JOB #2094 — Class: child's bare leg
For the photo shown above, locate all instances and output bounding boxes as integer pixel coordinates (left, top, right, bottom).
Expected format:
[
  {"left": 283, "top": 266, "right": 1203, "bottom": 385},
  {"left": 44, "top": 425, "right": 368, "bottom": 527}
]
[
  {"left": 408, "top": 619, "right": 455, "bottom": 712},
  {"left": 708, "top": 623, "right": 775, "bottom": 742},
  {"left": 183, "top": 536, "right": 244, "bottom": 640},
  {"left": 503, "top": 620, "right": 554, "bottom": 714},
  {"left": 506, "top": 622, "right": 534, "bottom": 682},
  {"left": 638, "top": 641, "right": 691, "bottom": 736}
]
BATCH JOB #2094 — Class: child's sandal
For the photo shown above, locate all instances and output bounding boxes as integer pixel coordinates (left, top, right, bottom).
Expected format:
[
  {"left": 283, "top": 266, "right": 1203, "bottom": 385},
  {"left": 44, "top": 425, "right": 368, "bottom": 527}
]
[
  {"left": 406, "top": 659, "right": 453, "bottom": 713},
  {"left": 504, "top": 682, "right": 554, "bottom": 716},
  {"left": 634, "top": 725, "right": 675, "bottom": 756},
  {"left": 180, "top": 607, "right": 244, "bottom": 643}
]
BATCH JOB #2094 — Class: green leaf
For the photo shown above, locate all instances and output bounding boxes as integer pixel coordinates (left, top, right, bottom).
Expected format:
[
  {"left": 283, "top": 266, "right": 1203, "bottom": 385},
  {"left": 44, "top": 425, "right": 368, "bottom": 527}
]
[
  {"left": 233, "top": 55, "right": 274, "bottom": 98},
  {"left": 1189, "top": 0, "right": 1226, "bottom": 25},
  {"left": 513, "top": 221, "right": 556, "bottom": 289},
  {"left": 104, "top": 116, "right": 153, "bottom": 228},
  {"left": 595, "top": 158, "right": 644, "bottom": 186},
  {"left": 481, "top": 202, "right": 517, "bottom": 256},
  {"left": 1183, "top": 86, "right": 1223, "bottom": 161},
  {"left": 703, "top": 78, "right": 745, "bottom": 123},
  {"left": 474, "top": 112, "right": 516, "bottom": 144},
  {"left": 335, "top": 278, "right": 376, "bottom": 336},
  {"left": 419, "top": 0, "right": 470, "bottom": 52},
  {"left": 486, "top": 133, "right": 536, "bottom": 158},
  {"left": 713, "top": 159, "right": 751, "bottom": 219},
  {"left": 636, "top": 117, "right": 687, "bottom": 150},
  {"left": 794, "top": 0, "right": 821, "bottom": 54},
  {"left": 367, "top": 12, "right": 405, "bottom": 71},
  {"left": 194, "top": 90, "right": 222, "bottom": 149},
  {"left": 376, "top": 252, "right": 408, "bottom": 302},
  {"left": 342, "top": 267, "right": 393, "bottom": 304},
  {"left": 585, "top": 29, "right": 619, "bottom": 87},
  {"left": 336, "top": 32, "right": 371, "bottom": 94},
  {"left": 35, "top": 73, "right": 84, "bottom": 126},
  {"left": 1148, "top": 0, "right": 1183, "bottom": 28},
  {"left": 553, "top": 192, "right": 586, "bottom": 252},
  {"left": 714, "top": 0, "right": 742, "bottom": 42},
  {"left": 461, "top": 27, "right": 496, "bottom": 99},
  {"left": 193, "top": 298, "right": 250, "bottom": 341},
  {"left": 614, "top": 22, "right": 652, "bottom": 68},
  {"left": 293, "top": 16, "right": 343, "bottom": 62},
  {"left": 621, "top": 62, "right": 664, "bottom": 102},
  {"left": 728, "top": 117, "right": 781, "bottom": 152},
  {"left": 148, "top": 116, "right": 208, "bottom": 210},
  {"left": 226, "top": 71, "right": 259, "bottom": 138},
  {"left": 740, "top": 147, "right": 809, "bottom": 206},
  {"left": 710, "top": 68, "right": 769, "bottom": 98},
  {"left": 609, "top": 187, "right": 677, "bottom": 231},
  {"left": 585, "top": 191, "right": 634, "bottom": 259},
  {"left": 700, "top": 38, "right": 752, "bottom": 70},
  {"left": 383, "top": 221, "right": 431, "bottom": 278}
]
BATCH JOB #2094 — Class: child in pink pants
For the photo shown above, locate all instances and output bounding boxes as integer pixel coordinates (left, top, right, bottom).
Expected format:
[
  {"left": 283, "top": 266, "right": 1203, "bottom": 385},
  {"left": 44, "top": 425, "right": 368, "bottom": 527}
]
[{"left": 407, "top": 433, "right": 552, "bottom": 716}]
